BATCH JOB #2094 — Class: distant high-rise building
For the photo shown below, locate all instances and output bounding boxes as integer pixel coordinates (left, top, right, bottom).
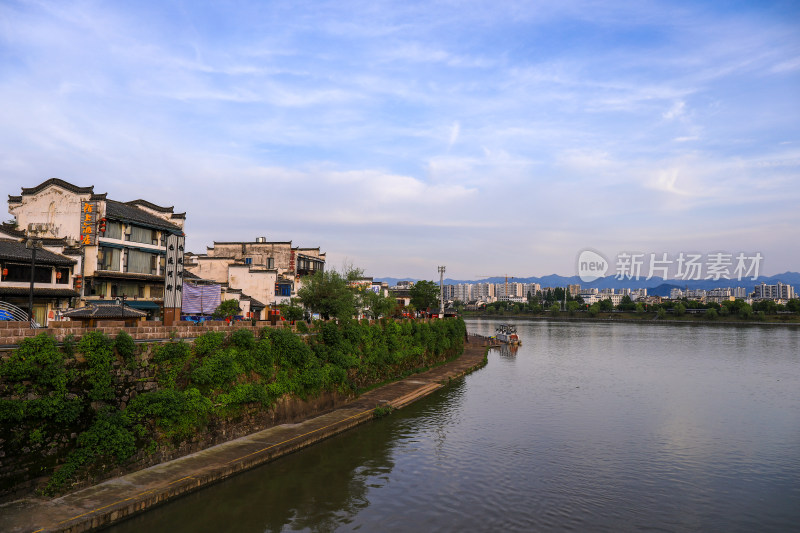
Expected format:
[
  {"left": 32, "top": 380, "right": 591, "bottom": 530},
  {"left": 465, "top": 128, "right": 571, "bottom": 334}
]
[{"left": 753, "top": 282, "right": 795, "bottom": 301}]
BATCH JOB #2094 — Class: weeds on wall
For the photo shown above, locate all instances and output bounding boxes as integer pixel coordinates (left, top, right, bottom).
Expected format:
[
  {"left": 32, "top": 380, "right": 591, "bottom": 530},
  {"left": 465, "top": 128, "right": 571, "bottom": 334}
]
[{"left": 0, "top": 318, "right": 466, "bottom": 495}]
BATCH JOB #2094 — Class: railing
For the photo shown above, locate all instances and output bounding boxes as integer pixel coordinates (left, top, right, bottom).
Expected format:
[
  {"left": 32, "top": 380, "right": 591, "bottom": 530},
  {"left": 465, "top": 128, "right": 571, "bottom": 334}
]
[{"left": 0, "top": 300, "right": 41, "bottom": 327}]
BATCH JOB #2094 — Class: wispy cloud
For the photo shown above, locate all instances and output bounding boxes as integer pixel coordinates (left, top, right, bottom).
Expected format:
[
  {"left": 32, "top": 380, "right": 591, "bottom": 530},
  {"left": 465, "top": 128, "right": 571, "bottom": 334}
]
[{"left": 1, "top": 0, "right": 798, "bottom": 277}]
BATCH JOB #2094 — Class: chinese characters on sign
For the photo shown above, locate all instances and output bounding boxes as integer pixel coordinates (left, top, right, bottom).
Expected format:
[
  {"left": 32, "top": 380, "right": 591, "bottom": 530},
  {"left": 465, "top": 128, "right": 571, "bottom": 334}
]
[
  {"left": 614, "top": 252, "right": 763, "bottom": 281},
  {"left": 163, "top": 234, "right": 186, "bottom": 309},
  {"left": 79, "top": 201, "right": 98, "bottom": 245}
]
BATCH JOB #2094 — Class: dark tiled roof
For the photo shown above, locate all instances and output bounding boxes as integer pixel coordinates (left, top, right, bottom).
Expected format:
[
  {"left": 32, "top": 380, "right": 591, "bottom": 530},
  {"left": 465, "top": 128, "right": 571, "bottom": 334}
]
[
  {"left": 125, "top": 199, "right": 175, "bottom": 213},
  {"left": 20, "top": 178, "right": 95, "bottom": 196},
  {"left": 241, "top": 294, "right": 266, "bottom": 309},
  {"left": 212, "top": 241, "right": 292, "bottom": 245},
  {"left": 8, "top": 195, "right": 22, "bottom": 203},
  {"left": 0, "top": 224, "right": 24, "bottom": 238},
  {"left": 0, "top": 241, "right": 77, "bottom": 265},
  {"left": 63, "top": 303, "right": 147, "bottom": 318},
  {"left": 105, "top": 200, "right": 182, "bottom": 232},
  {"left": 91, "top": 270, "right": 164, "bottom": 282},
  {"left": 0, "top": 287, "right": 78, "bottom": 297}
]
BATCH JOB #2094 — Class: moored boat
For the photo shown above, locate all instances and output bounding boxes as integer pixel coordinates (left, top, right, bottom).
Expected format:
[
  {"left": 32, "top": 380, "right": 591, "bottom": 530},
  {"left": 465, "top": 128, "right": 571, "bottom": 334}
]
[{"left": 495, "top": 323, "right": 521, "bottom": 345}]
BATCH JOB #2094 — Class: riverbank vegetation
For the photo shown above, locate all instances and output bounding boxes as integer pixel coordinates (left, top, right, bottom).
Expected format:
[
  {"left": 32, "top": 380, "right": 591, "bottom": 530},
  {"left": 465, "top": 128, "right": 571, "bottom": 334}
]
[
  {"left": 462, "top": 296, "right": 800, "bottom": 324},
  {"left": 0, "top": 318, "right": 466, "bottom": 496}
]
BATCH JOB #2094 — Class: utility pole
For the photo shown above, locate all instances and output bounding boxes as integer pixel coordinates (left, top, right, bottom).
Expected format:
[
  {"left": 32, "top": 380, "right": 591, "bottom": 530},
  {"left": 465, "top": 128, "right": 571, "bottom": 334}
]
[{"left": 438, "top": 266, "right": 446, "bottom": 318}]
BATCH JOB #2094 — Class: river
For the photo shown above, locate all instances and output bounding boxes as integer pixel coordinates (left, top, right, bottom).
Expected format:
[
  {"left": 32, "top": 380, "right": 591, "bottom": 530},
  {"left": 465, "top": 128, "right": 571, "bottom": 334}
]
[{"left": 107, "top": 319, "right": 800, "bottom": 532}]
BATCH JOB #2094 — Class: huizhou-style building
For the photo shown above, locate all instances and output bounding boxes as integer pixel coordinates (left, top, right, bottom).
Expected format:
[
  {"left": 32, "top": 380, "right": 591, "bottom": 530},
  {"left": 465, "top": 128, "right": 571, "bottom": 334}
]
[
  {"left": 7, "top": 178, "right": 185, "bottom": 320},
  {"left": 0, "top": 238, "right": 78, "bottom": 325},
  {"left": 184, "top": 237, "right": 325, "bottom": 317}
]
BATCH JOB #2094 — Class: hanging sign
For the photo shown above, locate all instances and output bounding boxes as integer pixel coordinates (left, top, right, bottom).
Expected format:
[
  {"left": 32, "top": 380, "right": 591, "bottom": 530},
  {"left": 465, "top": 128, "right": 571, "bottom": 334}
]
[
  {"left": 164, "top": 234, "right": 186, "bottom": 309},
  {"left": 79, "top": 201, "right": 99, "bottom": 245}
]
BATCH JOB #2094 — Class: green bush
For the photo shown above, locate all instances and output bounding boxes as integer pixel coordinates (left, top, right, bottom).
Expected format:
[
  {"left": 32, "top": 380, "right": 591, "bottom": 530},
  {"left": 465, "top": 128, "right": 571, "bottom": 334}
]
[
  {"left": 127, "top": 388, "right": 212, "bottom": 440},
  {"left": 78, "top": 331, "right": 116, "bottom": 401},
  {"left": 115, "top": 331, "right": 136, "bottom": 364},
  {"left": 193, "top": 332, "right": 226, "bottom": 357},
  {"left": 190, "top": 349, "right": 239, "bottom": 388}
]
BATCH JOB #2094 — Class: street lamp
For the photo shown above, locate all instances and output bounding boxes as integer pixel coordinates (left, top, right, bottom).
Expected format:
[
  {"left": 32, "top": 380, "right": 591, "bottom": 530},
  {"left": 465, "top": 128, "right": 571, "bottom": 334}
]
[
  {"left": 116, "top": 294, "right": 127, "bottom": 323},
  {"left": 25, "top": 230, "right": 44, "bottom": 329}
]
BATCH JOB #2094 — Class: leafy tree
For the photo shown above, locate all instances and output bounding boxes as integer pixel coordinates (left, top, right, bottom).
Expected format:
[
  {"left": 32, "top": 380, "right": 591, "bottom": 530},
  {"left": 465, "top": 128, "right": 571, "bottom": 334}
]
[
  {"left": 786, "top": 299, "right": 800, "bottom": 314},
  {"left": 587, "top": 303, "right": 600, "bottom": 317},
  {"left": 280, "top": 298, "right": 306, "bottom": 323},
  {"left": 753, "top": 300, "right": 778, "bottom": 315},
  {"left": 410, "top": 280, "right": 440, "bottom": 312},
  {"left": 566, "top": 300, "right": 581, "bottom": 316},
  {"left": 213, "top": 299, "right": 241, "bottom": 320},
  {"left": 297, "top": 267, "right": 360, "bottom": 320},
  {"left": 674, "top": 303, "right": 686, "bottom": 317},
  {"left": 617, "top": 295, "right": 636, "bottom": 311},
  {"left": 634, "top": 302, "right": 645, "bottom": 314},
  {"left": 598, "top": 299, "right": 614, "bottom": 313},
  {"left": 739, "top": 303, "right": 753, "bottom": 320},
  {"left": 706, "top": 308, "right": 718, "bottom": 320},
  {"left": 549, "top": 303, "right": 561, "bottom": 315},
  {"left": 362, "top": 290, "right": 397, "bottom": 319},
  {"left": 656, "top": 308, "right": 667, "bottom": 319}
]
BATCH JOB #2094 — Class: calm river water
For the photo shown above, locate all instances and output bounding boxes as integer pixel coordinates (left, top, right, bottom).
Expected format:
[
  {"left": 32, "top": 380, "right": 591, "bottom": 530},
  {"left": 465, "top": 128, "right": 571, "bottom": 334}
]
[{"left": 108, "top": 320, "right": 800, "bottom": 532}]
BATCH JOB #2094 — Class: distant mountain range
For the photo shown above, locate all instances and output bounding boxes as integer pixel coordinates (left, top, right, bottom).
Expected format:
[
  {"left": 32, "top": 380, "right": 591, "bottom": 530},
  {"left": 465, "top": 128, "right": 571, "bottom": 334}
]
[{"left": 376, "top": 272, "right": 800, "bottom": 297}]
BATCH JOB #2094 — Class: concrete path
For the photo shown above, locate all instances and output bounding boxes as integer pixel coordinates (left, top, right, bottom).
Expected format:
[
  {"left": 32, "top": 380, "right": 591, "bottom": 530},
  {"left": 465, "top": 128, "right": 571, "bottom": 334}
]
[{"left": 0, "top": 338, "right": 490, "bottom": 533}]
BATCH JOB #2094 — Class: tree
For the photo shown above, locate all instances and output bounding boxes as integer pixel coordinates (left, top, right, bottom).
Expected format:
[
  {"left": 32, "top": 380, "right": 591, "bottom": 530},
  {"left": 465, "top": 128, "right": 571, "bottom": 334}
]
[
  {"left": 280, "top": 298, "right": 306, "bottom": 323},
  {"left": 635, "top": 302, "right": 645, "bottom": 314},
  {"left": 786, "top": 299, "right": 800, "bottom": 314},
  {"left": 617, "top": 295, "right": 636, "bottom": 311},
  {"left": 410, "top": 280, "right": 440, "bottom": 312},
  {"left": 212, "top": 299, "right": 241, "bottom": 321},
  {"left": 598, "top": 298, "right": 614, "bottom": 313},
  {"left": 549, "top": 303, "right": 561, "bottom": 315},
  {"left": 674, "top": 303, "right": 686, "bottom": 317},
  {"left": 297, "top": 268, "right": 359, "bottom": 320},
  {"left": 706, "top": 308, "right": 718, "bottom": 320},
  {"left": 587, "top": 304, "right": 600, "bottom": 317},
  {"left": 362, "top": 290, "right": 397, "bottom": 319},
  {"left": 739, "top": 303, "right": 753, "bottom": 320},
  {"left": 656, "top": 308, "right": 667, "bottom": 319}
]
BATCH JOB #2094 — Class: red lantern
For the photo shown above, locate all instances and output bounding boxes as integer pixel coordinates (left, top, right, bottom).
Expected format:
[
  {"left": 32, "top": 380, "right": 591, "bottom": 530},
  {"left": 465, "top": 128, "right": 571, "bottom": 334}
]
[
  {"left": 2, "top": 268, "right": 7, "bottom": 277},
  {"left": 56, "top": 271, "right": 62, "bottom": 280}
]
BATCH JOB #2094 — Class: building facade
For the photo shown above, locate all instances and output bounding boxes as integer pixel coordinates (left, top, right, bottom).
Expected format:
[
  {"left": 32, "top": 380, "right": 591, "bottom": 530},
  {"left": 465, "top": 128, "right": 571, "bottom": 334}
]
[
  {"left": 184, "top": 237, "right": 326, "bottom": 317},
  {"left": 7, "top": 179, "right": 186, "bottom": 320}
]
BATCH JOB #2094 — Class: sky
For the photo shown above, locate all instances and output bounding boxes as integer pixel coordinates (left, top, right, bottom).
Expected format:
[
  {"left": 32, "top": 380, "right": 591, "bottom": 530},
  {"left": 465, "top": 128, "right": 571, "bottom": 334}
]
[{"left": 1, "top": 0, "right": 799, "bottom": 280}]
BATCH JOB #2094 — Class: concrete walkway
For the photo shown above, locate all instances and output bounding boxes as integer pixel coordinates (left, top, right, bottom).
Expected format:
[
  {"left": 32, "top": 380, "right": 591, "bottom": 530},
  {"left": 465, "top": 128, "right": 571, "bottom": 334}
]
[{"left": 0, "top": 338, "right": 490, "bottom": 533}]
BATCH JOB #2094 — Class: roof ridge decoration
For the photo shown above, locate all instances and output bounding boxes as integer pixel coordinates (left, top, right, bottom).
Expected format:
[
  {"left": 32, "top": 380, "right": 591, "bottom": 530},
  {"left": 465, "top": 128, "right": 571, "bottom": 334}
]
[
  {"left": 20, "top": 178, "right": 96, "bottom": 196},
  {"left": 105, "top": 199, "right": 182, "bottom": 232},
  {"left": 125, "top": 199, "right": 175, "bottom": 213}
]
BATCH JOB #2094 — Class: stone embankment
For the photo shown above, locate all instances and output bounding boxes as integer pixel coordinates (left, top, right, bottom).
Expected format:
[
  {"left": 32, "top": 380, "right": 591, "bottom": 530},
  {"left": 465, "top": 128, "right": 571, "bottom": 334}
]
[{"left": 0, "top": 334, "right": 492, "bottom": 533}]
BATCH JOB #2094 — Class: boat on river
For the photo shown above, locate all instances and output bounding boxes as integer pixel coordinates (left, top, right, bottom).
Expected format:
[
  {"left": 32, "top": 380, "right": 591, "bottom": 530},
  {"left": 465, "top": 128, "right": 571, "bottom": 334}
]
[{"left": 495, "top": 323, "right": 521, "bottom": 345}]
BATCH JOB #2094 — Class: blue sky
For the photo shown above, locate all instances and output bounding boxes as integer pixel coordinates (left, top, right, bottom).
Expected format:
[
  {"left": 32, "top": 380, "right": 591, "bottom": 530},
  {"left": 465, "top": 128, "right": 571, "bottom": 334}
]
[{"left": 1, "top": 0, "right": 798, "bottom": 279}]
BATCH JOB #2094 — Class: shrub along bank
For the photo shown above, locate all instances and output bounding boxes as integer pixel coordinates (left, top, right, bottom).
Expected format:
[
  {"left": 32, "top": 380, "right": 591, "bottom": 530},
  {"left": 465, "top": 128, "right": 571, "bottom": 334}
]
[{"left": 0, "top": 318, "right": 466, "bottom": 499}]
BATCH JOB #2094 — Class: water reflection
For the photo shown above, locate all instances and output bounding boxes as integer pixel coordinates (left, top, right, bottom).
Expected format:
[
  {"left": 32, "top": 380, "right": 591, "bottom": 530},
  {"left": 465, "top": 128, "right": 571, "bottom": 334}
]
[{"left": 108, "top": 320, "right": 800, "bottom": 533}]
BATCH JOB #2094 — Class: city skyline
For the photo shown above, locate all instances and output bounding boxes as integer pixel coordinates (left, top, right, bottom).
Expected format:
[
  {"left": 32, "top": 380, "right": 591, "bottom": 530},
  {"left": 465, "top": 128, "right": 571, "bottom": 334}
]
[{"left": 1, "top": 0, "right": 798, "bottom": 279}]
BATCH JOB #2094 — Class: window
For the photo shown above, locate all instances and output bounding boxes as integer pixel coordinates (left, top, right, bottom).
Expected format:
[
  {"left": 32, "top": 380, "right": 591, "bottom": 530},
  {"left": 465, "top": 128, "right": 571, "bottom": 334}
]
[
  {"left": 128, "top": 225, "right": 156, "bottom": 245},
  {"left": 2, "top": 263, "right": 52, "bottom": 283},
  {"left": 55, "top": 267, "right": 70, "bottom": 284},
  {"left": 127, "top": 249, "right": 157, "bottom": 274},
  {"left": 267, "top": 257, "right": 274, "bottom": 269},
  {"left": 97, "top": 247, "right": 121, "bottom": 271},
  {"left": 110, "top": 283, "right": 142, "bottom": 298},
  {"left": 150, "top": 285, "right": 164, "bottom": 298},
  {"left": 105, "top": 221, "right": 123, "bottom": 239},
  {"left": 245, "top": 257, "right": 253, "bottom": 265}
]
